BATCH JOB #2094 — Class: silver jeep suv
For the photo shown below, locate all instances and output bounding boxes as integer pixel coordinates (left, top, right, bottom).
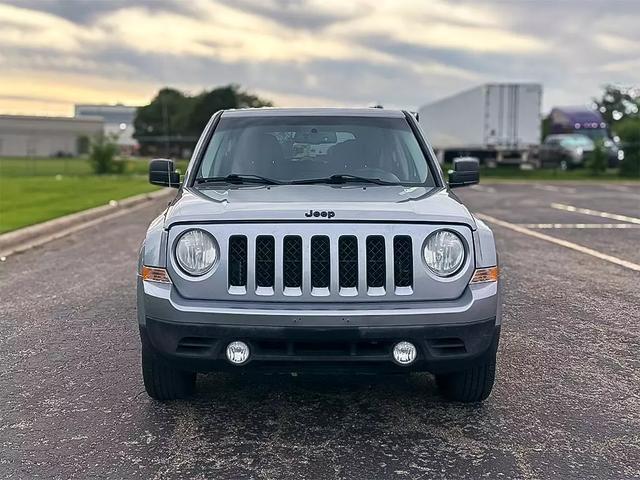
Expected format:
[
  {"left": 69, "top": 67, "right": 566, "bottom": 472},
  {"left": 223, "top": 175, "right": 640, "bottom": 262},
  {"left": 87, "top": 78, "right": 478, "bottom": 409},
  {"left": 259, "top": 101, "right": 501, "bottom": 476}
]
[{"left": 137, "top": 108, "right": 500, "bottom": 402}]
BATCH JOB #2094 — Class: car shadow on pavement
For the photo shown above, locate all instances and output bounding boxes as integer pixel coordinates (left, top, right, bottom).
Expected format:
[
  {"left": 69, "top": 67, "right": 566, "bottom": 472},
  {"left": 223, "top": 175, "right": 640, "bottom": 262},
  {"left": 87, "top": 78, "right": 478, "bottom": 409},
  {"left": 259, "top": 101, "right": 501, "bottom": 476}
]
[
  {"left": 136, "top": 372, "right": 498, "bottom": 478},
  {"left": 143, "top": 371, "right": 489, "bottom": 429}
]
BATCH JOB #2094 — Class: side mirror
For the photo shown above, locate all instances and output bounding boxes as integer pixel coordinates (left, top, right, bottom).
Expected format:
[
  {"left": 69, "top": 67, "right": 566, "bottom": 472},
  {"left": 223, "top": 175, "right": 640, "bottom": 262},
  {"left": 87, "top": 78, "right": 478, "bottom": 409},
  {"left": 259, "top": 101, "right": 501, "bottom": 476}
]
[
  {"left": 149, "top": 158, "right": 180, "bottom": 188},
  {"left": 448, "top": 157, "right": 479, "bottom": 188}
]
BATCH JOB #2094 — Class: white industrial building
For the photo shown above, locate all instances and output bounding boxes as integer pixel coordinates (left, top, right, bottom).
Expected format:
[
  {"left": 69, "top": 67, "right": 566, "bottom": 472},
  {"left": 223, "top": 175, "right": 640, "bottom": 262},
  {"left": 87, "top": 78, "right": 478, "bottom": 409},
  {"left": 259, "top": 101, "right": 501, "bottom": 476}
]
[
  {"left": 75, "top": 104, "right": 138, "bottom": 151},
  {"left": 0, "top": 114, "right": 103, "bottom": 157}
]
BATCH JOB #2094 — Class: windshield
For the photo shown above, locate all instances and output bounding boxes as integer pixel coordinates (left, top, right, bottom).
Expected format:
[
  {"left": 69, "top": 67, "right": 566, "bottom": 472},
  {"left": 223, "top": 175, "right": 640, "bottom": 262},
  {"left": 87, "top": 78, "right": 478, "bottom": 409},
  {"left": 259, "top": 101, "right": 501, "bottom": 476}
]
[
  {"left": 560, "top": 135, "right": 594, "bottom": 148},
  {"left": 196, "top": 115, "right": 434, "bottom": 186}
]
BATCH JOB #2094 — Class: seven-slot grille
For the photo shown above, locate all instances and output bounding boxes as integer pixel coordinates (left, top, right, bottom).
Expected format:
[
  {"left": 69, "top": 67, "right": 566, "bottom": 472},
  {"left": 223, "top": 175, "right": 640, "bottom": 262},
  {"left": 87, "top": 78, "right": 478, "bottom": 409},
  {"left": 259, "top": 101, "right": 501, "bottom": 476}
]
[{"left": 227, "top": 234, "right": 414, "bottom": 296}]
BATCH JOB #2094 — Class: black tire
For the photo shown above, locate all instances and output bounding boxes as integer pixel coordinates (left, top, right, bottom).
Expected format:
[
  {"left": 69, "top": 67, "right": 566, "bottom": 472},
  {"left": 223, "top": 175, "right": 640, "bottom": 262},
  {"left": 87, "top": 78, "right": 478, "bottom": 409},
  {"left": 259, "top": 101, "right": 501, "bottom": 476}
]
[
  {"left": 436, "top": 335, "right": 498, "bottom": 403},
  {"left": 142, "top": 342, "right": 196, "bottom": 401},
  {"left": 437, "top": 358, "right": 496, "bottom": 403}
]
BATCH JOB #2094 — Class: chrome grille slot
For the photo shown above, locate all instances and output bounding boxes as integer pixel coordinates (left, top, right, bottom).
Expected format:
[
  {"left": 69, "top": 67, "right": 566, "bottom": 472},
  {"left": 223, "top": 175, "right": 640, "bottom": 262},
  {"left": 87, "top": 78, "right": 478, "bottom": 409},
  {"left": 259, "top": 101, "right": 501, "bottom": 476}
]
[
  {"left": 255, "top": 236, "right": 275, "bottom": 289},
  {"left": 338, "top": 236, "right": 358, "bottom": 290},
  {"left": 394, "top": 236, "right": 413, "bottom": 289},
  {"left": 311, "top": 236, "right": 330, "bottom": 290},
  {"left": 283, "top": 235, "right": 302, "bottom": 288},
  {"left": 228, "top": 235, "right": 247, "bottom": 289},
  {"left": 366, "top": 235, "right": 386, "bottom": 292}
]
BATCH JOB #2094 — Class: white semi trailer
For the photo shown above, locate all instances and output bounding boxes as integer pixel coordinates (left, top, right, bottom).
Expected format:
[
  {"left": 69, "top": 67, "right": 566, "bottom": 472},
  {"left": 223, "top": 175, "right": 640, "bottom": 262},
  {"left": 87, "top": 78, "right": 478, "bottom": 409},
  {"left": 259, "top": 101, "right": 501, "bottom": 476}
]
[{"left": 418, "top": 83, "right": 542, "bottom": 165}]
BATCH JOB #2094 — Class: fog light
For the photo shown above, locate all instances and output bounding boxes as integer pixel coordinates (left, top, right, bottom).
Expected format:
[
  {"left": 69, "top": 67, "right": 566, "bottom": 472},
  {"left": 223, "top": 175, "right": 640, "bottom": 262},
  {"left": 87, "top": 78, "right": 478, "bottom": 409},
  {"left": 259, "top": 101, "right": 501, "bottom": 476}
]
[
  {"left": 226, "top": 341, "right": 250, "bottom": 365},
  {"left": 392, "top": 341, "right": 417, "bottom": 365}
]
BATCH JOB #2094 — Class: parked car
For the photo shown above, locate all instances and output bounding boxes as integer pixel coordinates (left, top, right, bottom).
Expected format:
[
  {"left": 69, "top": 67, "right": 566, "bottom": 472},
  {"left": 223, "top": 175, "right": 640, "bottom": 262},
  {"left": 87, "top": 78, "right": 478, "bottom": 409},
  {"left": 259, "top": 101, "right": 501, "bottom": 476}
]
[
  {"left": 138, "top": 108, "right": 500, "bottom": 403},
  {"left": 539, "top": 134, "right": 595, "bottom": 170},
  {"left": 548, "top": 107, "right": 623, "bottom": 167}
]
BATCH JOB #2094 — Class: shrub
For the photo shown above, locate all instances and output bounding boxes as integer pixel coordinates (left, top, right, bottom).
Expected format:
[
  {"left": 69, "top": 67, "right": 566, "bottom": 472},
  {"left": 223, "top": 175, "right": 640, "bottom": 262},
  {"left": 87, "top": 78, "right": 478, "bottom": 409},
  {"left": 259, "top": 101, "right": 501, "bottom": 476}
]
[
  {"left": 616, "top": 118, "right": 640, "bottom": 178},
  {"left": 88, "top": 135, "right": 120, "bottom": 174},
  {"left": 586, "top": 140, "right": 607, "bottom": 176}
]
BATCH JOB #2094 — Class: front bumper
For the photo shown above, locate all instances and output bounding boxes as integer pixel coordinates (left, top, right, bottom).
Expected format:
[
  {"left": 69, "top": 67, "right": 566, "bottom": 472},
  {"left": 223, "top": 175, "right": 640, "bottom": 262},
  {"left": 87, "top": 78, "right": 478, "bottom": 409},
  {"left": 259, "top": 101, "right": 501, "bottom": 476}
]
[{"left": 138, "top": 279, "right": 500, "bottom": 374}]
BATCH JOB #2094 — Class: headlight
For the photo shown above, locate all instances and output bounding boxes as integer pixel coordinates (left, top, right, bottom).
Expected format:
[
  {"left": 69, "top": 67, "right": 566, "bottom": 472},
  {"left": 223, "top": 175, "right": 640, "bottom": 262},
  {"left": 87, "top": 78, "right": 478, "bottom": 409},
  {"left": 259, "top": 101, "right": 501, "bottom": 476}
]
[
  {"left": 175, "top": 229, "right": 218, "bottom": 276},
  {"left": 423, "top": 230, "right": 465, "bottom": 276}
]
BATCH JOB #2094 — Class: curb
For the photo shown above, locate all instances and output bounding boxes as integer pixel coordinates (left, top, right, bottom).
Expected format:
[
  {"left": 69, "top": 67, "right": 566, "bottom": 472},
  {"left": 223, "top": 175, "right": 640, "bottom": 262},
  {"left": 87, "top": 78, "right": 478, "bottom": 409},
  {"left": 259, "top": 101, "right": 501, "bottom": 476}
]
[{"left": 0, "top": 189, "right": 174, "bottom": 259}]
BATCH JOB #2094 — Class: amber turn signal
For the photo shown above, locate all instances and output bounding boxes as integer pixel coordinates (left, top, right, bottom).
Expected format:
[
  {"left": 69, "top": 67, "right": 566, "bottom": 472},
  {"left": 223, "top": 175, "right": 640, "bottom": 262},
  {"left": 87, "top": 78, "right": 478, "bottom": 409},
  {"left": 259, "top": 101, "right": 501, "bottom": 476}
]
[
  {"left": 470, "top": 266, "right": 499, "bottom": 284},
  {"left": 141, "top": 266, "right": 171, "bottom": 284}
]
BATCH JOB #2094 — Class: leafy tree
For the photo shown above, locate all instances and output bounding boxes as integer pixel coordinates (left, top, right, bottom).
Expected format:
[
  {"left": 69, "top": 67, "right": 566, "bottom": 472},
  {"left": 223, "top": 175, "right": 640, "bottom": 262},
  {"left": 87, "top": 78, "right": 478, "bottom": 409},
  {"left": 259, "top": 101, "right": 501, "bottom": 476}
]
[
  {"left": 616, "top": 117, "right": 640, "bottom": 178},
  {"left": 586, "top": 140, "right": 607, "bottom": 176},
  {"left": 593, "top": 85, "right": 639, "bottom": 125},
  {"left": 133, "top": 88, "right": 193, "bottom": 157},
  {"left": 88, "top": 134, "right": 122, "bottom": 174},
  {"left": 134, "top": 85, "right": 272, "bottom": 156},
  {"left": 540, "top": 116, "right": 551, "bottom": 141}
]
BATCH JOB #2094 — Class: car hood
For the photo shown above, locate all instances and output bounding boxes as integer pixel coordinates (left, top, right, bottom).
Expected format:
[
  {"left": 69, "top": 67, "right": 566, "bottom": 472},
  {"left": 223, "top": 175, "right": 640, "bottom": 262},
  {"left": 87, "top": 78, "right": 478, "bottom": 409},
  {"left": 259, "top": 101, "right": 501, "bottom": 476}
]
[{"left": 163, "top": 185, "right": 477, "bottom": 229}]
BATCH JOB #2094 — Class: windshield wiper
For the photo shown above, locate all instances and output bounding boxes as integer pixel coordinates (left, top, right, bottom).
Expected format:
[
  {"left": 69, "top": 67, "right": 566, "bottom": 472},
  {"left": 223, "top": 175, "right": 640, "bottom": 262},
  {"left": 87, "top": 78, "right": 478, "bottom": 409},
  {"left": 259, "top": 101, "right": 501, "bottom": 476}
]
[
  {"left": 195, "top": 174, "right": 282, "bottom": 185},
  {"left": 292, "top": 174, "right": 397, "bottom": 185}
]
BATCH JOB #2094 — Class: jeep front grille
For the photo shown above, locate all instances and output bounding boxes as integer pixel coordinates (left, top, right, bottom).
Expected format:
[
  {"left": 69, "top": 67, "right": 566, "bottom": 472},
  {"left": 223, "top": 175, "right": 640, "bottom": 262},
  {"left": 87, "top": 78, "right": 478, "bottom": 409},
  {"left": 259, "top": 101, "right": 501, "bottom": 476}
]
[{"left": 227, "top": 233, "right": 414, "bottom": 297}]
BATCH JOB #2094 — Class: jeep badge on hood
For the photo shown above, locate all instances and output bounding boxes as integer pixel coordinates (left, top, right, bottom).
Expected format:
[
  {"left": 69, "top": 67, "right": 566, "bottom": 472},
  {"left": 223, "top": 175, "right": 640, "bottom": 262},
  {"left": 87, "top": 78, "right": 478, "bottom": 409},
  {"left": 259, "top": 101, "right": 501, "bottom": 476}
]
[{"left": 305, "top": 210, "right": 335, "bottom": 219}]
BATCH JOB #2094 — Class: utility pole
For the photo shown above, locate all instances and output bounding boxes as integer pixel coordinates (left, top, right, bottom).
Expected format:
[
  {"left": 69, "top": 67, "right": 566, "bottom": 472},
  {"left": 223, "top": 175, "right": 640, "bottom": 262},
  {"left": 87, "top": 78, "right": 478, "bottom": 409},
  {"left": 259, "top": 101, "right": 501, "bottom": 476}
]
[{"left": 162, "top": 96, "right": 170, "bottom": 158}]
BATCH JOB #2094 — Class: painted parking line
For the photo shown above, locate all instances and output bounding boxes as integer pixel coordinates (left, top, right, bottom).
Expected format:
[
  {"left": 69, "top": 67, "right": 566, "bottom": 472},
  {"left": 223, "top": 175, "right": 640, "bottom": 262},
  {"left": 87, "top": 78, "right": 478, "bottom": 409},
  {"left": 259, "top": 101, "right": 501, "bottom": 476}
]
[
  {"left": 476, "top": 213, "right": 640, "bottom": 272},
  {"left": 601, "top": 185, "right": 638, "bottom": 193},
  {"left": 551, "top": 203, "right": 640, "bottom": 225},
  {"left": 534, "top": 184, "right": 577, "bottom": 194},
  {"left": 470, "top": 185, "right": 497, "bottom": 193},
  {"left": 519, "top": 223, "right": 640, "bottom": 229}
]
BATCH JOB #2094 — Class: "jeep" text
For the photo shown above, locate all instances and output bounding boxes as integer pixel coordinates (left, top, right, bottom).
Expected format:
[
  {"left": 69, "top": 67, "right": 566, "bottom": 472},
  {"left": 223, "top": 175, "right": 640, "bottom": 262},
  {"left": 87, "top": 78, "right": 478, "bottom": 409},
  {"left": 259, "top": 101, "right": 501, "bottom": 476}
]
[{"left": 305, "top": 210, "right": 335, "bottom": 219}]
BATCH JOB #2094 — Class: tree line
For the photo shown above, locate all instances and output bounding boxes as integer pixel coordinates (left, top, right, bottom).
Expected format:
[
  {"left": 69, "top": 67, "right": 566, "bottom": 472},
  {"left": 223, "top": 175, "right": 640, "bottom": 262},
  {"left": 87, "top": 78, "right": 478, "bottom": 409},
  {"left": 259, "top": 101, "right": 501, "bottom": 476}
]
[{"left": 133, "top": 84, "right": 272, "bottom": 157}]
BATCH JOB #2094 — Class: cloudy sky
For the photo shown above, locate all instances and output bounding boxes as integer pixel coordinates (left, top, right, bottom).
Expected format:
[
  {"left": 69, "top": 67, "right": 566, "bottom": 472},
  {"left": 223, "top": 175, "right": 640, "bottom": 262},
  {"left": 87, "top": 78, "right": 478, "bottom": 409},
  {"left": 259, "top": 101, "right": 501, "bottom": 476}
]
[{"left": 0, "top": 0, "right": 638, "bottom": 116}]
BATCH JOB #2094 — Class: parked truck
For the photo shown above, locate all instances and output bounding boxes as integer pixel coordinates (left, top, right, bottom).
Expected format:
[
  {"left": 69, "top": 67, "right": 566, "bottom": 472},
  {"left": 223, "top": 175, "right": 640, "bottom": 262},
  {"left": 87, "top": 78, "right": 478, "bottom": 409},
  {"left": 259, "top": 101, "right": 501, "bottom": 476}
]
[
  {"left": 418, "top": 83, "right": 542, "bottom": 165},
  {"left": 547, "top": 107, "right": 623, "bottom": 167},
  {"left": 548, "top": 106, "right": 607, "bottom": 138}
]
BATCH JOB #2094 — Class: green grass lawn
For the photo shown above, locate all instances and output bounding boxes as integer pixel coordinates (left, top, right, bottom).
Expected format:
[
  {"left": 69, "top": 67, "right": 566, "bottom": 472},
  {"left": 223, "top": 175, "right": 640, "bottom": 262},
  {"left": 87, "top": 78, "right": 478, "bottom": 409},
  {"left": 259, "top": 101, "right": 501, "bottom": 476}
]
[
  {"left": 442, "top": 163, "right": 637, "bottom": 182},
  {"left": 478, "top": 166, "right": 625, "bottom": 181},
  {"left": 0, "top": 175, "right": 161, "bottom": 234},
  {"left": 0, "top": 157, "right": 189, "bottom": 234},
  {"left": 0, "top": 156, "right": 188, "bottom": 177}
]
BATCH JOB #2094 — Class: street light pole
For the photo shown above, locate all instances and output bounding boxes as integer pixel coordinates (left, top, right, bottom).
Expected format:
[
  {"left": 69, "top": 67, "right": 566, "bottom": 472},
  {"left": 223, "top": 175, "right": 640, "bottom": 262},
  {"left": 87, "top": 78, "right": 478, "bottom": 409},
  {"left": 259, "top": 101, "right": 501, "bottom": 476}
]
[{"left": 162, "top": 97, "right": 169, "bottom": 158}]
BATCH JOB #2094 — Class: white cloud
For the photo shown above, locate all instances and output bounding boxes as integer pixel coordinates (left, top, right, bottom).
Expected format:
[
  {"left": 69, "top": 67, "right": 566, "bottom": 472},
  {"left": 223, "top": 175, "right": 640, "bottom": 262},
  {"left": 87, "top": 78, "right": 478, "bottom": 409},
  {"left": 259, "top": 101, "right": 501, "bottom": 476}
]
[
  {"left": 0, "top": 3, "right": 103, "bottom": 52},
  {"left": 326, "top": 1, "right": 547, "bottom": 54},
  {"left": 0, "top": 0, "right": 638, "bottom": 116},
  {"left": 92, "top": 2, "right": 397, "bottom": 64},
  {"left": 595, "top": 33, "right": 638, "bottom": 52}
]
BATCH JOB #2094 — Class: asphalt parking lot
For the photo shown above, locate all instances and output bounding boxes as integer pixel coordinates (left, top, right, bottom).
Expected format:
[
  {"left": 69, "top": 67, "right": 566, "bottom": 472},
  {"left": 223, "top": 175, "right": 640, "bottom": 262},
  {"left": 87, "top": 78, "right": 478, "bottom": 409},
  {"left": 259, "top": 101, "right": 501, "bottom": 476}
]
[{"left": 1, "top": 182, "right": 639, "bottom": 479}]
